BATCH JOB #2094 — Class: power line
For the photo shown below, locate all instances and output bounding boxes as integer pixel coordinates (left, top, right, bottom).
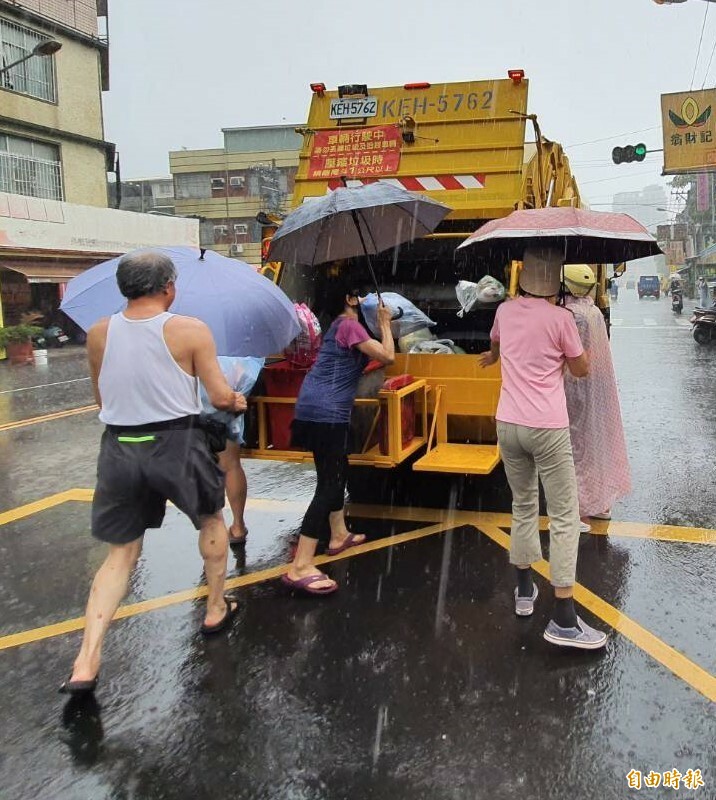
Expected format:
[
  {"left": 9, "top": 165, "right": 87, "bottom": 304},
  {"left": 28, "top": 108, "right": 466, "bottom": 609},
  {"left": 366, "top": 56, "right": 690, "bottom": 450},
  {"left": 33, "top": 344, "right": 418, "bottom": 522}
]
[
  {"left": 580, "top": 170, "right": 662, "bottom": 186},
  {"left": 565, "top": 127, "right": 660, "bottom": 149},
  {"left": 691, "top": 2, "right": 710, "bottom": 90},
  {"left": 701, "top": 31, "right": 716, "bottom": 88}
]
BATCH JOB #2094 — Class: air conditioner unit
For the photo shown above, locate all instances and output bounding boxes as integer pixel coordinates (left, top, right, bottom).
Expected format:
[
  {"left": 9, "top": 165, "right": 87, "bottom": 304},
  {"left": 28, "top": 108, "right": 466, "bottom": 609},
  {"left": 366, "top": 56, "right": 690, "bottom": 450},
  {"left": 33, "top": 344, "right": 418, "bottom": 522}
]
[
  {"left": 230, "top": 244, "right": 244, "bottom": 256},
  {"left": 229, "top": 176, "right": 245, "bottom": 188},
  {"left": 211, "top": 177, "right": 226, "bottom": 190},
  {"left": 234, "top": 223, "right": 249, "bottom": 235},
  {"left": 213, "top": 225, "right": 228, "bottom": 236}
]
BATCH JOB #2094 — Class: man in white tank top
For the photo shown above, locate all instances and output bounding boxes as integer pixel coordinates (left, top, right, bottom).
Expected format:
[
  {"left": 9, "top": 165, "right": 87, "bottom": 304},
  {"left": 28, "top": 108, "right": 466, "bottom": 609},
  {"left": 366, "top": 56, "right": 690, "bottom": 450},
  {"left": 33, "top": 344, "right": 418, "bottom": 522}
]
[{"left": 61, "top": 250, "right": 247, "bottom": 695}]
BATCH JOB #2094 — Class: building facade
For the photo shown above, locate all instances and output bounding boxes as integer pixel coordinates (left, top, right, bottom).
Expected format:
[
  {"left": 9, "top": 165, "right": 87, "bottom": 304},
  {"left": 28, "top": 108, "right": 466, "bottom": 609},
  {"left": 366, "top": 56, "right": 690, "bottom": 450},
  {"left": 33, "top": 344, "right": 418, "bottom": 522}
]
[
  {"left": 0, "top": 0, "right": 112, "bottom": 208},
  {"left": 170, "top": 125, "right": 301, "bottom": 266},
  {"left": 108, "top": 177, "right": 176, "bottom": 215},
  {"left": 0, "top": 190, "right": 198, "bottom": 335}
]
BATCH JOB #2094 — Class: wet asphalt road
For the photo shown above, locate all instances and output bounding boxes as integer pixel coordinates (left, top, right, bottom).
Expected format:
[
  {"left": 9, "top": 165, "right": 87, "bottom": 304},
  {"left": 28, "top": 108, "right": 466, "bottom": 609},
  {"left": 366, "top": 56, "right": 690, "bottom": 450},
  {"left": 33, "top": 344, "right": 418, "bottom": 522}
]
[{"left": 0, "top": 290, "right": 714, "bottom": 800}]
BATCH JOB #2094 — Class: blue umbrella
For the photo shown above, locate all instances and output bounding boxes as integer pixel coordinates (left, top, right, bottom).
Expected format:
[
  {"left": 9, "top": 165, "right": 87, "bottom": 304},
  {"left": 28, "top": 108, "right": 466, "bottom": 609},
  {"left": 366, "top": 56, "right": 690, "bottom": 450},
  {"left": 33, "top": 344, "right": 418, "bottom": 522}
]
[{"left": 60, "top": 246, "right": 300, "bottom": 357}]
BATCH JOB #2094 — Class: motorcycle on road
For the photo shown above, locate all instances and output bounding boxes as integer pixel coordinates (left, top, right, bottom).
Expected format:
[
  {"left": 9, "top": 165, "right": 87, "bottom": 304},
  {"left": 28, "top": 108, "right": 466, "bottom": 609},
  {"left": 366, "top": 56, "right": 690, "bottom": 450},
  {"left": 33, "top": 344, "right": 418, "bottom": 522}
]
[
  {"left": 690, "top": 307, "right": 716, "bottom": 345},
  {"left": 671, "top": 289, "right": 684, "bottom": 315}
]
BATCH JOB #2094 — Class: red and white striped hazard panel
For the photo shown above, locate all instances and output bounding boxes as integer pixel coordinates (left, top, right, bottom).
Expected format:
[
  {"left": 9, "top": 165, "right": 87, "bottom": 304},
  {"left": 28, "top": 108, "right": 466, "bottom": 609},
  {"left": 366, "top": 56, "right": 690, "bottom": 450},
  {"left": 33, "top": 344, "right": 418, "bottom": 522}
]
[{"left": 327, "top": 174, "right": 486, "bottom": 191}]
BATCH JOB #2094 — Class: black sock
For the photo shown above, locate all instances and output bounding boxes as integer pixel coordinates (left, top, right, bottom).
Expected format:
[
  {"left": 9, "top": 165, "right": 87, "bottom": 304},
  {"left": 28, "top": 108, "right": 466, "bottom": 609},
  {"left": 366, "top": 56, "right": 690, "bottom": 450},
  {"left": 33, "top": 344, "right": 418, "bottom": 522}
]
[
  {"left": 516, "top": 567, "right": 534, "bottom": 598},
  {"left": 552, "top": 598, "right": 578, "bottom": 629}
]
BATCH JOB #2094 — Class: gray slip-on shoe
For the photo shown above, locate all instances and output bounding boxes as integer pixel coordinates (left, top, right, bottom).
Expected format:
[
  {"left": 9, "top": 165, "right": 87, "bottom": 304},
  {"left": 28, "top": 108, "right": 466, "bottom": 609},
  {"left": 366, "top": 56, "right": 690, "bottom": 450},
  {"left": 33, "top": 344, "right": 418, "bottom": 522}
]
[
  {"left": 543, "top": 616, "right": 607, "bottom": 650},
  {"left": 514, "top": 584, "right": 539, "bottom": 617}
]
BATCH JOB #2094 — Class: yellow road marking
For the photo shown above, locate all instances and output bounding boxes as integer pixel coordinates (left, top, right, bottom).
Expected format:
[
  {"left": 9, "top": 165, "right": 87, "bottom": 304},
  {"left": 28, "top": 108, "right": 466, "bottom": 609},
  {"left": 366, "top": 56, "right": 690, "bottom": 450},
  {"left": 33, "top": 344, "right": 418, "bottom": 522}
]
[
  {"left": 0, "top": 489, "right": 91, "bottom": 527},
  {"left": 1, "top": 496, "right": 714, "bottom": 703},
  {"left": 2, "top": 492, "right": 715, "bottom": 548},
  {"left": 0, "top": 404, "right": 97, "bottom": 433},
  {"left": 0, "top": 521, "right": 453, "bottom": 652},
  {"left": 587, "top": 520, "right": 716, "bottom": 545},
  {"left": 475, "top": 522, "right": 716, "bottom": 704},
  {"left": 348, "top": 504, "right": 716, "bottom": 546}
]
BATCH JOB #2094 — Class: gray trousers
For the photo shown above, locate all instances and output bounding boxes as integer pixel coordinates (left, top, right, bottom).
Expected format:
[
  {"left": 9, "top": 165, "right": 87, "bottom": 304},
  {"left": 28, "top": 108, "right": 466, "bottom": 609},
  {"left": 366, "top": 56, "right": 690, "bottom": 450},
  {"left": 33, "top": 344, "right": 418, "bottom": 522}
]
[{"left": 496, "top": 422, "right": 580, "bottom": 588}]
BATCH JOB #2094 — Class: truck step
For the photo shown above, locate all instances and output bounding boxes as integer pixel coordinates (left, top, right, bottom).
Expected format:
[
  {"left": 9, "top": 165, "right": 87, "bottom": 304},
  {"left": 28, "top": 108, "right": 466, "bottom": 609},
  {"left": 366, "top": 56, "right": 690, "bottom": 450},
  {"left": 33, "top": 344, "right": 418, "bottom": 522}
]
[{"left": 412, "top": 443, "right": 500, "bottom": 475}]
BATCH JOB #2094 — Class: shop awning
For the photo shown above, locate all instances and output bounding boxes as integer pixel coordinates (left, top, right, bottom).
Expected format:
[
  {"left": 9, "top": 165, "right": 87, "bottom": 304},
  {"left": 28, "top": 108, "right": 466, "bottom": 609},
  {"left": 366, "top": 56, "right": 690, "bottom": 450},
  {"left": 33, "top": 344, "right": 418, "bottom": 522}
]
[
  {"left": 694, "top": 242, "right": 716, "bottom": 262},
  {"left": 1, "top": 264, "right": 84, "bottom": 284}
]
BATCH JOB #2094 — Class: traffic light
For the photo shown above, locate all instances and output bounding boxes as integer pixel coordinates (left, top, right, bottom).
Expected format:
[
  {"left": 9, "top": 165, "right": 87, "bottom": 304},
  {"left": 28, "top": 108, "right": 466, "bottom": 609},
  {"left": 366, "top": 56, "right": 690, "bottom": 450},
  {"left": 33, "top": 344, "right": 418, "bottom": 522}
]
[{"left": 612, "top": 143, "right": 648, "bottom": 164}]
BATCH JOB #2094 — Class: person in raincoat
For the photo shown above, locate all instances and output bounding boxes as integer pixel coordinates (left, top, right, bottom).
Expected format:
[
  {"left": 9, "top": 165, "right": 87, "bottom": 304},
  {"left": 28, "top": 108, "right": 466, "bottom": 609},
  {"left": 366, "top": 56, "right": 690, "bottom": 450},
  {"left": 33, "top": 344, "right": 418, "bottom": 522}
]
[
  {"left": 200, "top": 356, "right": 265, "bottom": 546},
  {"left": 698, "top": 276, "right": 710, "bottom": 308},
  {"left": 283, "top": 282, "right": 395, "bottom": 595},
  {"left": 563, "top": 265, "right": 632, "bottom": 528}
]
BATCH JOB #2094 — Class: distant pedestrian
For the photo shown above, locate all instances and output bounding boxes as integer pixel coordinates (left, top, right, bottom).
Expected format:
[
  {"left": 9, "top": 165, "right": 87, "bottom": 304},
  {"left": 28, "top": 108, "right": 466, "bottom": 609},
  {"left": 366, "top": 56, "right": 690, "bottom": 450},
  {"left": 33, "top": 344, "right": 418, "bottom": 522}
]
[
  {"left": 698, "top": 276, "right": 709, "bottom": 308},
  {"left": 478, "top": 246, "right": 607, "bottom": 650},
  {"left": 563, "top": 265, "right": 631, "bottom": 527},
  {"left": 60, "top": 251, "right": 247, "bottom": 696},
  {"left": 200, "top": 356, "right": 264, "bottom": 545},
  {"left": 283, "top": 283, "right": 394, "bottom": 595}
]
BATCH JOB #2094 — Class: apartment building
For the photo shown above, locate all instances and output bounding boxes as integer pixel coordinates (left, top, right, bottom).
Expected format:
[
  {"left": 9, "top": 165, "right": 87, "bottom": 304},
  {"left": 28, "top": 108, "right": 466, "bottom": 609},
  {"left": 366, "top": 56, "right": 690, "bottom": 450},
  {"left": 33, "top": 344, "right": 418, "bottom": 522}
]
[
  {"left": 170, "top": 125, "right": 301, "bottom": 266},
  {"left": 0, "top": 0, "right": 112, "bottom": 207}
]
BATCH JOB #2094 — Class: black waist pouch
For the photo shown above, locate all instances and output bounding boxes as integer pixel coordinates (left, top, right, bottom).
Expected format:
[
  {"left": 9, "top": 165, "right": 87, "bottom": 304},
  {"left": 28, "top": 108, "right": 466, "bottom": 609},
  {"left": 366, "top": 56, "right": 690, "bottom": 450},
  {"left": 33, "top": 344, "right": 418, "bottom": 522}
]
[{"left": 200, "top": 417, "right": 228, "bottom": 454}]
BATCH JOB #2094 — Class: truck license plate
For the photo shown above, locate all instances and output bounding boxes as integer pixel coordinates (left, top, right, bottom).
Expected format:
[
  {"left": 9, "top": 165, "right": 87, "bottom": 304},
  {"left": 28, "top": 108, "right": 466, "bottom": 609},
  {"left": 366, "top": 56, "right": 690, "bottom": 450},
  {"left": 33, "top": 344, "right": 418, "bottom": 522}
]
[{"left": 329, "top": 96, "right": 378, "bottom": 120}]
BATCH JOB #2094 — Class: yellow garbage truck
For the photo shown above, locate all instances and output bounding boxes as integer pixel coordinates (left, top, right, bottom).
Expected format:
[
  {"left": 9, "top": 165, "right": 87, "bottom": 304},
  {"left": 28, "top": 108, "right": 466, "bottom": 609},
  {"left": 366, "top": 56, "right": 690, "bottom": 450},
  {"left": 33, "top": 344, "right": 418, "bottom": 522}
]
[{"left": 243, "top": 74, "right": 605, "bottom": 494}]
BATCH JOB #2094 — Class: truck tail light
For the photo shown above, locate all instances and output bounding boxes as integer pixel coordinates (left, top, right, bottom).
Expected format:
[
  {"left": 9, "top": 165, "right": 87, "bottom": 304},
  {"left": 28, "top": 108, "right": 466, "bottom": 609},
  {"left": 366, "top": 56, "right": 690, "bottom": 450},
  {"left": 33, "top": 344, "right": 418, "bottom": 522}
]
[
  {"left": 404, "top": 82, "right": 431, "bottom": 90},
  {"left": 508, "top": 69, "right": 525, "bottom": 85},
  {"left": 310, "top": 82, "right": 326, "bottom": 96}
]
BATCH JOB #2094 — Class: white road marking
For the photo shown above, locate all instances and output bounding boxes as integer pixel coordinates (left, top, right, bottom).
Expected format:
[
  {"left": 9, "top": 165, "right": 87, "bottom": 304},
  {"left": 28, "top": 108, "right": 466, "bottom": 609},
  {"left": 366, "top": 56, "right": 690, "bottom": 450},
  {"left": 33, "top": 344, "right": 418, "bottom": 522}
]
[{"left": 0, "top": 377, "right": 90, "bottom": 395}]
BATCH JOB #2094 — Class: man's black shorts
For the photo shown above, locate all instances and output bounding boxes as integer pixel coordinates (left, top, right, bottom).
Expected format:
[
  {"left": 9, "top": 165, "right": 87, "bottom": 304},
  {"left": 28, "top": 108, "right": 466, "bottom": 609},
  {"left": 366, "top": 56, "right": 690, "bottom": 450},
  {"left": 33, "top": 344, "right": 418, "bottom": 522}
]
[{"left": 92, "top": 422, "right": 225, "bottom": 544}]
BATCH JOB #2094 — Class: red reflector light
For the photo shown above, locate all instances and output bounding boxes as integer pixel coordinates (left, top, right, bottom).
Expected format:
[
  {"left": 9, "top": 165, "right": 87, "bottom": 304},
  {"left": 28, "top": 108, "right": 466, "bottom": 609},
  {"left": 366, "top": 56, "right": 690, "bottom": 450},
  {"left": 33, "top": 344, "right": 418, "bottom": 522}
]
[
  {"left": 508, "top": 69, "right": 525, "bottom": 84},
  {"left": 404, "top": 82, "right": 431, "bottom": 90},
  {"left": 310, "top": 82, "right": 326, "bottom": 94}
]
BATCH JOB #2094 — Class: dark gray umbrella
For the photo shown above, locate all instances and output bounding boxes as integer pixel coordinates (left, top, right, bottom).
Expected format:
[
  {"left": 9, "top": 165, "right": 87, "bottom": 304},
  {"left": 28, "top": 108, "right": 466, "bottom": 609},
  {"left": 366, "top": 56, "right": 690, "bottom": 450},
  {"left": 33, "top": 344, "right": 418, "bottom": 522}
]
[{"left": 267, "top": 181, "right": 450, "bottom": 294}]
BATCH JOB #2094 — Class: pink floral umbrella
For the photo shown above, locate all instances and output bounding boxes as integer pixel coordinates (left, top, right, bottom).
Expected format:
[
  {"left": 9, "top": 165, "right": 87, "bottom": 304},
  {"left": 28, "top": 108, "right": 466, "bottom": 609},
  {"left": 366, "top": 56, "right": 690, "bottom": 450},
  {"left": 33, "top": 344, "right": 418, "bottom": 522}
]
[{"left": 457, "top": 207, "right": 662, "bottom": 264}]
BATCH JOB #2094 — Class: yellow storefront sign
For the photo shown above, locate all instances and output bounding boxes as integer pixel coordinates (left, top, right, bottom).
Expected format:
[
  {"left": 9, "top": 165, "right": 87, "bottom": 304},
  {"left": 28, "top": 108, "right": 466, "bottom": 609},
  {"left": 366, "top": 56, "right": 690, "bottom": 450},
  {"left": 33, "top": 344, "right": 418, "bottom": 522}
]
[{"left": 662, "top": 89, "right": 716, "bottom": 174}]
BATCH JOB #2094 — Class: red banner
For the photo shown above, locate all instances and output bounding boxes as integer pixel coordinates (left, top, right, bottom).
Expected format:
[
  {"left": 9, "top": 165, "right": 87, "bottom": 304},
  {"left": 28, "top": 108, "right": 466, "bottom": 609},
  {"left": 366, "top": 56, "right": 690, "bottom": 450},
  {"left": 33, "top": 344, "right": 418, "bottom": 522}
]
[{"left": 308, "top": 125, "right": 402, "bottom": 180}]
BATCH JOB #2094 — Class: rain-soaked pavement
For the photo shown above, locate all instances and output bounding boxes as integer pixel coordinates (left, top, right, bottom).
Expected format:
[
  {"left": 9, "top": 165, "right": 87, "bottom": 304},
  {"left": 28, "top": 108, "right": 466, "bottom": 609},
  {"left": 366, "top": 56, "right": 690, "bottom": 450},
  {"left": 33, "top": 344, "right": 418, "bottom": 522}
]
[{"left": 0, "top": 290, "right": 714, "bottom": 800}]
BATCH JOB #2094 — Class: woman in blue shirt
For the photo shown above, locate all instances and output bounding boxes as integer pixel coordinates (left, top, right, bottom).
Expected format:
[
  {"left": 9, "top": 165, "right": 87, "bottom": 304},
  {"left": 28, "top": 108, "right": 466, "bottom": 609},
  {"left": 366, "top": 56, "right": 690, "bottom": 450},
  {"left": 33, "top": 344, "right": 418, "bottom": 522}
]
[{"left": 283, "top": 284, "right": 394, "bottom": 595}]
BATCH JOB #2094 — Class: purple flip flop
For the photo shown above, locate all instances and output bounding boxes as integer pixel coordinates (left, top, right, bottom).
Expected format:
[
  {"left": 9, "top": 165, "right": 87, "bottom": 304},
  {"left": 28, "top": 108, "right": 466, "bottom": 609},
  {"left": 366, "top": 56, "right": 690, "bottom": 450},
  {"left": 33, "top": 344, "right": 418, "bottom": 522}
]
[
  {"left": 281, "top": 573, "right": 338, "bottom": 596},
  {"left": 326, "top": 533, "right": 365, "bottom": 557}
]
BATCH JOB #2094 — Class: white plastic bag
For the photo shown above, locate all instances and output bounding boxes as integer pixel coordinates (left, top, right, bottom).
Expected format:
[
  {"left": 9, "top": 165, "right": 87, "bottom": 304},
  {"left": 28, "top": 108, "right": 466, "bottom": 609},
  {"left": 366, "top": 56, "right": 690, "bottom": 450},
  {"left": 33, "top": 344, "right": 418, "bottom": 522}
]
[
  {"left": 409, "top": 339, "right": 456, "bottom": 355},
  {"left": 398, "top": 326, "right": 435, "bottom": 354},
  {"left": 362, "top": 292, "right": 436, "bottom": 339},
  {"left": 455, "top": 277, "right": 506, "bottom": 317}
]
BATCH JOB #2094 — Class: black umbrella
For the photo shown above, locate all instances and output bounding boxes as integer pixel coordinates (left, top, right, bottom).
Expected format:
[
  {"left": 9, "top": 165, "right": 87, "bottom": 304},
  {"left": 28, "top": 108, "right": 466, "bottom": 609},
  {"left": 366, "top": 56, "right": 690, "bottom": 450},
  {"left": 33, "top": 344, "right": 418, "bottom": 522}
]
[{"left": 267, "top": 181, "right": 450, "bottom": 296}]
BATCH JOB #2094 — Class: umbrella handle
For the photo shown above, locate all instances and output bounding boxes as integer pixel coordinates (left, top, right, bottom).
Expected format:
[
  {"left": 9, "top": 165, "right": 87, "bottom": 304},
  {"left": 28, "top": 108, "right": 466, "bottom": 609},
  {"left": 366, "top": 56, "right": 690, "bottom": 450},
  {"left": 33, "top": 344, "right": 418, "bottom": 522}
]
[{"left": 391, "top": 307, "right": 404, "bottom": 322}]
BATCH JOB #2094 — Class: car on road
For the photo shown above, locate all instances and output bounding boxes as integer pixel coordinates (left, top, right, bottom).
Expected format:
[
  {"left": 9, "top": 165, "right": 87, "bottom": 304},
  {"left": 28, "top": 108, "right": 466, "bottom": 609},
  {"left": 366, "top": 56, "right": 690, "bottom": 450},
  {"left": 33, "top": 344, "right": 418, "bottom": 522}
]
[{"left": 638, "top": 275, "right": 660, "bottom": 300}]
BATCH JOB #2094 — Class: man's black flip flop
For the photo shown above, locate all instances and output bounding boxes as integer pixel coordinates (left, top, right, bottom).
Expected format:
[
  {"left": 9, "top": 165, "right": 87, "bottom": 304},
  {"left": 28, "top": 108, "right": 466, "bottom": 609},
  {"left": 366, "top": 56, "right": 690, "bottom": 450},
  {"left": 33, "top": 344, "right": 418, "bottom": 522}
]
[
  {"left": 58, "top": 674, "right": 99, "bottom": 696},
  {"left": 200, "top": 596, "right": 239, "bottom": 635}
]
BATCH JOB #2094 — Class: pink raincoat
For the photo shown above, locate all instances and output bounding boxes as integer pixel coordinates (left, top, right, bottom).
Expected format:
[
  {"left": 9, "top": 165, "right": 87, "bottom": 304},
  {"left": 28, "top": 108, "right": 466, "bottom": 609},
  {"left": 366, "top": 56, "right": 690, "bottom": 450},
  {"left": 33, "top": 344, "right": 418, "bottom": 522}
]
[{"left": 564, "top": 296, "right": 631, "bottom": 516}]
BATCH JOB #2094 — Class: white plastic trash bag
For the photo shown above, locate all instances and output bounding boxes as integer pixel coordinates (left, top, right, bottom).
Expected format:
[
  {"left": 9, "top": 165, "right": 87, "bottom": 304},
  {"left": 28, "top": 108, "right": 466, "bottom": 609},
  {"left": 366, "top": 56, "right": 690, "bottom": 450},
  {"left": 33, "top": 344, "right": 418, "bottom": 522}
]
[
  {"left": 455, "top": 277, "right": 506, "bottom": 317},
  {"left": 362, "top": 292, "right": 436, "bottom": 339},
  {"left": 398, "top": 326, "right": 435, "bottom": 354},
  {"left": 409, "top": 339, "right": 456, "bottom": 355}
]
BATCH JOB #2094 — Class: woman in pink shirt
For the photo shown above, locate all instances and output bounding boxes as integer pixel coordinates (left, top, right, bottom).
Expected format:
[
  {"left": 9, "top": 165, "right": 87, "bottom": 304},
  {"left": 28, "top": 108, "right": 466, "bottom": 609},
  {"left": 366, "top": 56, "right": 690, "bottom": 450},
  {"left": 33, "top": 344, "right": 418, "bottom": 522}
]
[{"left": 479, "top": 246, "right": 606, "bottom": 651}]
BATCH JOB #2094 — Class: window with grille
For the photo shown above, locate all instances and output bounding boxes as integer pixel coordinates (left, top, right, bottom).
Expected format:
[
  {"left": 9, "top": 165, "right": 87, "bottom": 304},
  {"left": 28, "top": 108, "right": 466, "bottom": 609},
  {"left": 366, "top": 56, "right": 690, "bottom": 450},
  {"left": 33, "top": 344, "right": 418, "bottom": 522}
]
[
  {"left": 0, "top": 133, "right": 63, "bottom": 200},
  {"left": 0, "top": 18, "right": 57, "bottom": 103}
]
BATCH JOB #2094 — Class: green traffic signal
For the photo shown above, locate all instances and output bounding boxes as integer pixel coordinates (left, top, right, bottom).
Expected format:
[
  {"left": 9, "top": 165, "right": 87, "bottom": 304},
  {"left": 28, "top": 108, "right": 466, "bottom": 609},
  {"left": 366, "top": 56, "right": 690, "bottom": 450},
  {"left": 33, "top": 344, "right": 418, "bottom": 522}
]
[{"left": 612, "top": 143, "right": 648, "bottom": 164}]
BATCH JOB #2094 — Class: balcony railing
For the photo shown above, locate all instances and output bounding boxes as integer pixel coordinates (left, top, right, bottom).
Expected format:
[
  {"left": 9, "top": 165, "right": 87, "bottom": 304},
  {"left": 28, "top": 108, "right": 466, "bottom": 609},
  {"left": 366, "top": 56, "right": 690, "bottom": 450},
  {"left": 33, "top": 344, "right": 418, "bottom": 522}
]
[{"left": 0, "top": 151, "right": 63, "bottom": 201}]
